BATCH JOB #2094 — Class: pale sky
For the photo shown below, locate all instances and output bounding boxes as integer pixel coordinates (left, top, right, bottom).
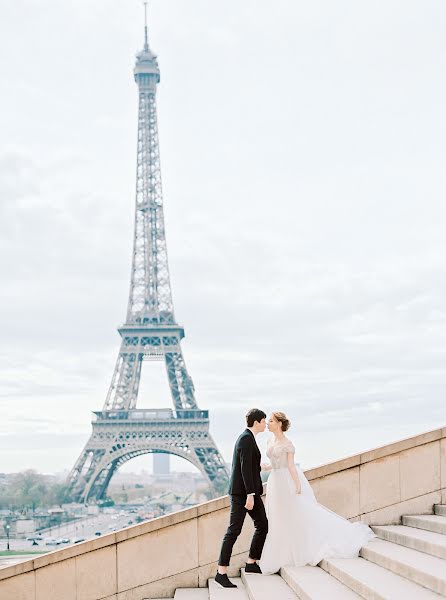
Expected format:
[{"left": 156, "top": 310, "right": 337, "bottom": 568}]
[{"left": 1, "top": 0, "right": 445, "bottom": 476}]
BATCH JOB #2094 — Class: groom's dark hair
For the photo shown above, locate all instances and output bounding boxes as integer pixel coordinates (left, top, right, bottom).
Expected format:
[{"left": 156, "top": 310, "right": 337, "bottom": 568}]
[{"left": 246, "top": 408, "right": 266, "bottom": 427}]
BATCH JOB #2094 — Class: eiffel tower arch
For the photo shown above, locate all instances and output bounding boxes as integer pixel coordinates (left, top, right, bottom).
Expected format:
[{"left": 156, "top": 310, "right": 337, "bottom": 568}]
[{"left": 67, "top": 8, "right": 228, "bottom": 503}]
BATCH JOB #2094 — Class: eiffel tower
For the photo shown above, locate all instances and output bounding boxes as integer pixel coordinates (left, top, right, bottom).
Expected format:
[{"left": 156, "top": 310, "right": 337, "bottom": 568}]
[{"left": 67, "top": 6, "right": 228, "bottom": 503}]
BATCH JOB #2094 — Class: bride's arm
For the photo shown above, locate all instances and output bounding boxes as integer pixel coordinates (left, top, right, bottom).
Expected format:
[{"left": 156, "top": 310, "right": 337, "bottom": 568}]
[{"left": 287, "top": 452, "right": 301, "bottom": 494}]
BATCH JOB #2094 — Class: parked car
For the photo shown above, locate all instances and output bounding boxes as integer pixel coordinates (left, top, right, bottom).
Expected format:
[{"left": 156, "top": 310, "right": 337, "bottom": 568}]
[
  {"left": 94, "top": 531, "right": 101, "bottom": 536},
  {"left": 73, "top": 537, "right": 85, "bottom": 544},
  {"left": 26, "top": 535, "right": 43, "bottom": 541},
  {"left": 44, "top": 538, "right": 60, "bottom": 545}
]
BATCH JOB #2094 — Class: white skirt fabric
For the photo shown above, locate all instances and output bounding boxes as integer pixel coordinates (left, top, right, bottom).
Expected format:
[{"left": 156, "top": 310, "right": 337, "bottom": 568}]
[{"left": 259, "top": 466, "right": 374, "bottom": 574}]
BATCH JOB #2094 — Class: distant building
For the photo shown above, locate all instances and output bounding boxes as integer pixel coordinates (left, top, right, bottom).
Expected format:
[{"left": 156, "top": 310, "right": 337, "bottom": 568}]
[
  {"left": 48, "top": 508, "right": 65, "bottom": 516},
  {"left": 153, "top": 453, "right": 170, "bottom": 475}
]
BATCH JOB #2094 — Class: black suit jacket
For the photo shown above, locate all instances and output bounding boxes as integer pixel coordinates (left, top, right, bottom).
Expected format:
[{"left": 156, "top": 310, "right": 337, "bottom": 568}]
[{"left": 228, "top": 429, "right": 263, "bottom": 497}]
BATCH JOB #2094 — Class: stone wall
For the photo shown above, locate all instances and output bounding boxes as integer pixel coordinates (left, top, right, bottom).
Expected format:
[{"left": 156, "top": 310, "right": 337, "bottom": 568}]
[
  {"left": 1, "top": 426, "right": 445, "bottom": 600},
  {"left": 306, "top": 426, "right": 445, "bottom": 525}
]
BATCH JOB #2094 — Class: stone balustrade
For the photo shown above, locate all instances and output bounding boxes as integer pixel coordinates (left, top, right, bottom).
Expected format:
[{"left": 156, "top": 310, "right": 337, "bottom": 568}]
[{"left": 1, "top": 426, "right": 445, "bottom": 600}]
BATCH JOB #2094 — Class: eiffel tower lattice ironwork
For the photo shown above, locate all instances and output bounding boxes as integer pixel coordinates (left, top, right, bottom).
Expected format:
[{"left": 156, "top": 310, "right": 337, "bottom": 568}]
[{"left": 67, "top": 8, "right": 228, "bottom": 503}]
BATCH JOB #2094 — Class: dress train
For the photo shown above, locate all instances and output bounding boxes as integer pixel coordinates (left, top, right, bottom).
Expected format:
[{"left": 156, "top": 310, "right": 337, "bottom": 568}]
[{"left": 259, "top": 439, "right": 374, "bottom": 574}]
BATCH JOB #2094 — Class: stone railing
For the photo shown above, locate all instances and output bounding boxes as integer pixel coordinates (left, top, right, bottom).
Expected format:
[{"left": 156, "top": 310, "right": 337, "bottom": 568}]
[{"left": 1, "top": 426, "right": 445, "bottom": 600}]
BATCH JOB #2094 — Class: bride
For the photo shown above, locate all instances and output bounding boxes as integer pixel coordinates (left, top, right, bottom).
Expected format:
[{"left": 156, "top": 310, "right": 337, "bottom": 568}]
[{"left": 259, "top": 411, "right": 374, "bottom": 575}]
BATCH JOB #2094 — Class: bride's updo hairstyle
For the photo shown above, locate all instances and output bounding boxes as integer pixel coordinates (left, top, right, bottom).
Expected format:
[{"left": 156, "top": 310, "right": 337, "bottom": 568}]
[{"left": 273, "top": 411, "right": 291, "bottom": 432}]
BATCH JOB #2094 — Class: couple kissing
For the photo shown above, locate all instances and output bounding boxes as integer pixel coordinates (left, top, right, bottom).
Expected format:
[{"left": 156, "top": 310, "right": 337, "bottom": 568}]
[{"left": 215, "top": 408, "right": 373, "bottom": 588}]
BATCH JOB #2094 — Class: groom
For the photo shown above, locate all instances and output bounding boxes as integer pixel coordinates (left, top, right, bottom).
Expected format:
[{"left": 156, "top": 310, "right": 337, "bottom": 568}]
[{"left": 215, "top": 408, "right": 268, "bottom": 588}]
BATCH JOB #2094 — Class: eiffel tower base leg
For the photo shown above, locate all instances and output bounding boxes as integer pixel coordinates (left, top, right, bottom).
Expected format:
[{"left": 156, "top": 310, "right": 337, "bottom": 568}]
[{"left": 67, "top": 410, "right": 228, "bottom": 503}]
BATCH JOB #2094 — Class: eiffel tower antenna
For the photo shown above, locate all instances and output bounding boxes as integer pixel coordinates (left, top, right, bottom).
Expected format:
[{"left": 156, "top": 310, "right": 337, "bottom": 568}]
[
  {"left": 67, "top": 6, "right": 228, "bottom": 503},
  {"left": 143, "top": 1, "right": 149, "bottom": 51}
]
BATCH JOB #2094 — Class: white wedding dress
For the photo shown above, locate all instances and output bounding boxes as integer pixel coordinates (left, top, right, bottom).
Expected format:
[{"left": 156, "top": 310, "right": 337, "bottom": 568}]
[{"left": 259, "top": 437, "right": 374, "bottom": 574}]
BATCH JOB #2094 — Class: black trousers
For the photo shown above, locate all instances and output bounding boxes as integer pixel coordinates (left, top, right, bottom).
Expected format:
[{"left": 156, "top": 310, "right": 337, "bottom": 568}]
[{"left": 218, "top": 494, "right": 268, "bottom": 566}]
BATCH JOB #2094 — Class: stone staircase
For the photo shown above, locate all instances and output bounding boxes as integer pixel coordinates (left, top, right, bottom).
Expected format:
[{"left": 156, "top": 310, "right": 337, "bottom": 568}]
[{"left": 153, "top": 504, "right": 446, "bottom": 600}]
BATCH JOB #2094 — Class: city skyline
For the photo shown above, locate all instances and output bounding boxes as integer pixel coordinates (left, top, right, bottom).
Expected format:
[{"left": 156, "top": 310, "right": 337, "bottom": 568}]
[{"left": 1, "top": 1, "right": 445, "bottom": 476}]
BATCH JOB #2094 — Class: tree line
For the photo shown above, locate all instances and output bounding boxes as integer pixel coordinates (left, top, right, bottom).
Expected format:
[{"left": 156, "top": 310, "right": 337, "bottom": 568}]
[{"left": 0, "top": 470, "right": 70, "bottom": 512}]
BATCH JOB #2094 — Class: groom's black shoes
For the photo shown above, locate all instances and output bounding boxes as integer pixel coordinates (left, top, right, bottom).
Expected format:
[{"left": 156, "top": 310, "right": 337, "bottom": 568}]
[
  {"left": 245, "top": 562, "right": 262, "bottom": 574},
  {"left": 215, "top": 572, "right": 237, "bottom": 588}
]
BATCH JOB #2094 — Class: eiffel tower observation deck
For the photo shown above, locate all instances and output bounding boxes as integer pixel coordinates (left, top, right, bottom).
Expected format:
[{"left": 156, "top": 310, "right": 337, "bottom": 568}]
[{"left": 67, "top": 6, "right": 228, "bottom": 503}]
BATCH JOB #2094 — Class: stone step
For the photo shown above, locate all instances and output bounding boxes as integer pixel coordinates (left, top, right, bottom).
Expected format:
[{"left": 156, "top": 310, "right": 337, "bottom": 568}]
[
  {"left": 402, "top": 515, "right": 446, "bottom": 535},
  {"left": 175, "top": 589, "right": 210, "bottom": 599},
  {"left": 320, "top": 556, "right": 442, "bottom": 599},
  {"left": 240, "top": 569, "right": 298, "bottom": 600},
  {"left": 373, "top": 525, "right": 446, "bottom": 560},
  {"left": 434, "top": 506, "right": 446, "bottom": 517},
  {"left": 281, "top": 564, "right": 362, "bottom": 599},
  {"left": 360, "top": 538, "right": 446, "bottom": 596},
  {"left": 209, "top": 577, "right": 249, "bottom": 600}
]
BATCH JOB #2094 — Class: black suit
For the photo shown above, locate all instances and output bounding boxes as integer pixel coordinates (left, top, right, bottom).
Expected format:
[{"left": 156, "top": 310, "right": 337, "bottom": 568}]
[{"left": 218, "top": 429, "right": 268, "bottom": 566}]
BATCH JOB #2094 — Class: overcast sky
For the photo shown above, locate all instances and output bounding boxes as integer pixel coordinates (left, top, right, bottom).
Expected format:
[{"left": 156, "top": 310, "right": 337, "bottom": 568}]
[{"left": 1, "top": 0, "right": 445, "bottom": 476}]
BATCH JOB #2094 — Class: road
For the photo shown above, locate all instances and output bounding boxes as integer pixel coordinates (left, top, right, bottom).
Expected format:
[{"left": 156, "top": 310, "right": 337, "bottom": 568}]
[{"left": 0, "top": 511, "right": 138, "bottom": 554}]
